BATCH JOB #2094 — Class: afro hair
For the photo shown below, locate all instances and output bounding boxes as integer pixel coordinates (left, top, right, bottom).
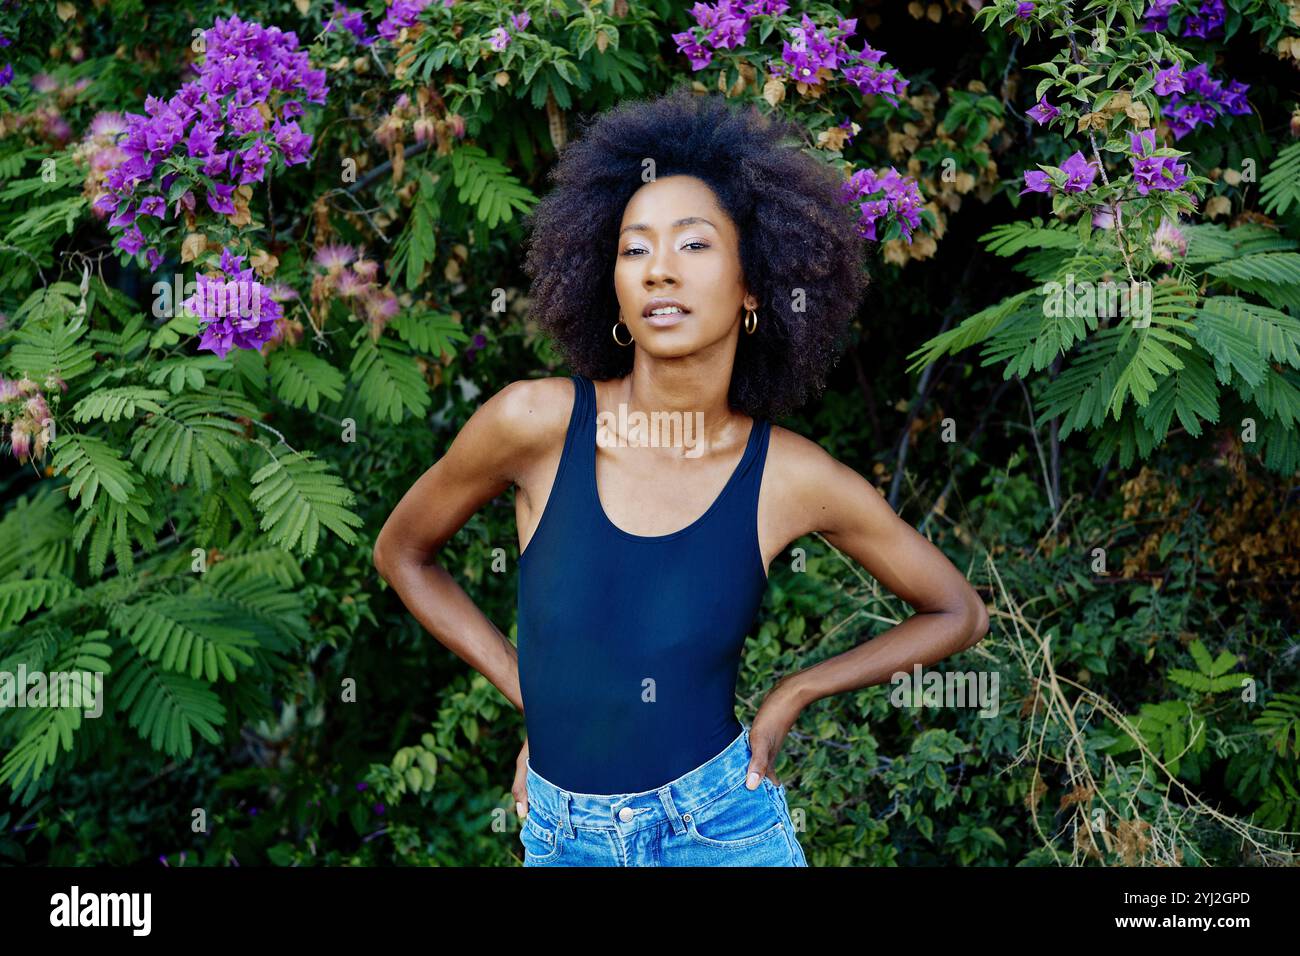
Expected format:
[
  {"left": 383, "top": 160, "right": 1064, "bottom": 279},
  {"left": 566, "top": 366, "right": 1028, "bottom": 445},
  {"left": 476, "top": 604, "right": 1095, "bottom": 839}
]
[{"left": 521, "top": 85, "right": 870, "bottom": 421}]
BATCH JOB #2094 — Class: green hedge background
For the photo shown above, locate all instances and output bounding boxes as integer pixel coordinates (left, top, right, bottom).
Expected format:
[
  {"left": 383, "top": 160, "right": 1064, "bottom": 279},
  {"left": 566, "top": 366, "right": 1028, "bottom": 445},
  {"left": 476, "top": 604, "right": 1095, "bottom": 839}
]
[{"left": 0, "top": 0, "right": 1297, "bottom": 866}]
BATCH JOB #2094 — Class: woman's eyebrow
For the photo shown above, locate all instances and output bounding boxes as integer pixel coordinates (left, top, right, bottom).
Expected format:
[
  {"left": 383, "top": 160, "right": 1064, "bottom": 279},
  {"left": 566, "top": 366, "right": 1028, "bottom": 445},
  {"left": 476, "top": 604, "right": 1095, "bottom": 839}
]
[{"left": 618, "top": 216, "right": 717, "bottom": 236}]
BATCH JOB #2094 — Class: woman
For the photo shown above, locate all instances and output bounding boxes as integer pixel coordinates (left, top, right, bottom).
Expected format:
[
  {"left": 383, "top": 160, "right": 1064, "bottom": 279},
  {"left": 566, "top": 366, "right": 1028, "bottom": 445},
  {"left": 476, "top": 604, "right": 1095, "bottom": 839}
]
[{"left": 372, "top": 87, "right": 989, "bottom": 866}]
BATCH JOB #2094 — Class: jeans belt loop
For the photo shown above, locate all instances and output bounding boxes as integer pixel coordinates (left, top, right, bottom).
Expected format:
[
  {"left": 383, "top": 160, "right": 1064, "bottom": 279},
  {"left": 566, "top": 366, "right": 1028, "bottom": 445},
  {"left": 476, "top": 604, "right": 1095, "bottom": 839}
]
[{"left": 657, "top": 783, "right": 688, "bottom": 836}]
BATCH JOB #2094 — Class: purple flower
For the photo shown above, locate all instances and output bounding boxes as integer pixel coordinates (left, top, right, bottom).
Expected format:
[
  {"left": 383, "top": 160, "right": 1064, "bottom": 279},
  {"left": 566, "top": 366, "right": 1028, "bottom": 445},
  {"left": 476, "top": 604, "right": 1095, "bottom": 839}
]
[
  {"left": 93, "top": 192, "right": 120, "bottom": 216},
  {"left": 510, "top": 12, "right": 531, "bottom": 33},
  {"left": 1159, "top": 65, "right": 1250, "bottom": 139},
  {"left": 356, "top": 781, "right": 368, "bottom": 791},
  {"left": 671, "top": 31, "right": 713, "bottom": 70},
  {"left": 488, "top": 27, "right": 511, "bottom": 52},
  {"left": 1059, "top": 151, "right": 1098, "bottom": 193},
  {"left": 95, "top": 14, "right": 330, "bottom": 264},
  {"left": 201, "top": 150, "right": 231, "bottom": 178},
  {"left": 1016, "top": 2, "right": 1035, "bottom": 18},
  {"left": 1020, "top": 169, "right": 1052, "bottom": 195},
  {"left": 1129, "top": 129, "right": 1156, "bottom": 157},
  {"left": 328, "top": 4, "right": 376, "bottom": 46},
  {"left": 840, "top": 166, "right": 925, "bottom": 241},
  {"left": 1132, "top": 155, "right": 1189, "bottom": 195},
  {"left": 1220, "top": 80, "right": 1251, "bottom": 115},
  {"left": 117, "top": 225, "right": 145, "bottom": 255},
  {"left": 186, "top": 124, "right": 219, "bottom": 158},
  {"left": 1026, "top": 95, "right": 1059, "bottom": 126},
  {"left": 235, "top": 139, "right": 274, "bottom": 185},
  {"left": 137, "top": 196, "right": 167, "bottom": 218},
  {"left": 1142, "top": 0, "right": 1177, "bottom": 31},
  {"left": 108, "top": 202, "right": 138, "bottom": 228},
  {"left": 1153, "top": 65, "right": 1184, "bottom": 95},
  {"left": 206, "top": 182, "right": 237, "bottom": 216},
  {"left": 710, "top": 15, "right": 749, "bottom": 50},
  {"left": 272, "top": 120, "right": 312, "bottom": 165},
  {"left": 377, "top": 0, "right": 432, "bottom": 41},
  {"left": 146, "top": 248, "right": 165, "bottom": 272},
  {"left": 0, "top": 63, "right": 12, "bottom": 88},
  {"left": 183, "top": 251, "right": 283, "bottom": 359}
]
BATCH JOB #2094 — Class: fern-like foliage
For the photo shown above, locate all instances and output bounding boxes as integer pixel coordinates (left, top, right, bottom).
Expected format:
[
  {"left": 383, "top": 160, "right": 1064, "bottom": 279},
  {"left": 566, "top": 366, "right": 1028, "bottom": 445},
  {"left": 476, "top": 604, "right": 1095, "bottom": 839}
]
[
  {"left": 448, "top": 145, "right": 539, "bottom": 229},
  {"left": 114, "top": 655, "right": 226, "bottom": 759},
  {"left": 144, "top": 354, "right": 230, "bottom": 394},
  {"left": 269, "top": 347, "right": 346, "bottom": 412},
  {"left": 0, "top": 629, "right": 113, "bottom": 802},
  {"left": 0, "top": 578, "right": 76, "bottom": 628},
  {"left": 1253, "top": 693, "right": 1300, "bottom": 760},
  {"left": 390, "top": 308, "right": 471, "bottom": 360},
  {"left": 109, "top": 596, "right": 260, "bottom": 682},
  {"left": 916, "top": 219, "right": 1300, "bottom": 475},
  {"left": 1, "top": 305, "right": 95, "bottom": 381},
  {"left": 1166, "top": 639, "right": 1252, "bottom": 694},
  {"left": 349, "top": 335, "right": 432, "bottom": 423},
  {"left": 70, "top": 386, "right": 168, "bottom": 423},
  {"left": 130, "top": 391, "right": 255, "bottom": 490},
  {"left": 249, "top": 445, "right": 364, "bottom": 557},
  {"left": 389, "top": 170, "right": 443, "bottom": 290},
  {"left": 50, "top": 433, "right": 138, "bottom": 507},
  {"left": 0, "top": 484, "right": 74, "bottom": 580},
  {"left": 71, "top": 482, "right": 157, "bottom": 578},
  {"left": 1260, "top": 141, "right": 1300, "bottom": 219}
]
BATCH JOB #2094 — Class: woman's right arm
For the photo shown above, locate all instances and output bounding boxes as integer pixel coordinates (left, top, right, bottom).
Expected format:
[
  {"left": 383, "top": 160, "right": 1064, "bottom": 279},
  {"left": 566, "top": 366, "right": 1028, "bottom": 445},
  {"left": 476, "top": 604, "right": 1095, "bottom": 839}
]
[{"left": 371, "top": 377, "right": 562, "bottom": 715}]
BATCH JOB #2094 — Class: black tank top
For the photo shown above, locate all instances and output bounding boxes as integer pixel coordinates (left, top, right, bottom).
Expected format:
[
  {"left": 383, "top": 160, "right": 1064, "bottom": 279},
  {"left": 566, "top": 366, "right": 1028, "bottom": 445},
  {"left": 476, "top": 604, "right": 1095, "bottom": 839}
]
[{"left": 516, "top": 374, "right": 772, "bottom": 793}]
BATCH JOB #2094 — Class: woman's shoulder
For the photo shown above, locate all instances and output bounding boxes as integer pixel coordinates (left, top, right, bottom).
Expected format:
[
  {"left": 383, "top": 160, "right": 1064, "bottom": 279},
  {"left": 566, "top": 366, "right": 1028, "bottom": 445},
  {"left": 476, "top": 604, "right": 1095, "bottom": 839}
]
[
  {"left": 485, "top": 375, "right": 580, "bottom": 453},
  {"left": 764, "top": 422, "right": 872, "bottom": 523},
  {"left": 488, "top": 374, "right": 577, "bottom": 431}
]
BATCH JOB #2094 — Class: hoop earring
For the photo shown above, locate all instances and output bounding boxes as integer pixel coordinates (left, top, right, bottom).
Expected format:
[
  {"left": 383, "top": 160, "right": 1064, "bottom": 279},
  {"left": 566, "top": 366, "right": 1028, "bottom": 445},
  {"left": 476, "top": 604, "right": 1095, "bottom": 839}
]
[
  {"left": 744, "top": 308, "right": 758, "bottom": 335},
  {"left": 612, "top": 317, "right": 634, "bottom": 347}
]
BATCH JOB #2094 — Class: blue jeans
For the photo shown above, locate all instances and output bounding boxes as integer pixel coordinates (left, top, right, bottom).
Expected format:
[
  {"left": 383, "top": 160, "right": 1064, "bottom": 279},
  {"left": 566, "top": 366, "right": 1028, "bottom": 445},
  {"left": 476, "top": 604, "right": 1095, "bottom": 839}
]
[{"left": 520, "top": 723, "right": 808, "bottom": 867}]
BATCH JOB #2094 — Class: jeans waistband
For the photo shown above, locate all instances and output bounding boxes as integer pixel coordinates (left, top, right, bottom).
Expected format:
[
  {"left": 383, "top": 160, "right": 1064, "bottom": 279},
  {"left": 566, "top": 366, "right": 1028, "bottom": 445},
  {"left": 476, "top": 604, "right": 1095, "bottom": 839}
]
[{"left": 524, "top": 724, "right": 753, "bottom": 838}]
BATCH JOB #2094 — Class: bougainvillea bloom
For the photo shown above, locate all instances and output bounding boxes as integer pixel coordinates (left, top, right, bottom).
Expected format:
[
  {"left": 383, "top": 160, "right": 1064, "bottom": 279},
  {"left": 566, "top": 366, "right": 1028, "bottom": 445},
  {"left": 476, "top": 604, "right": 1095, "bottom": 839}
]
[
  {"left": 1026, "top": 95, "right": 1059, "bottom": 125},
  {"left": 98, "top": 14, "right": 327, "bottom": 272},
  {"left": 184, "top": 249, "right": 283, "bottom": 359},
  {"left": 1059, "top": 152, "right": 1098, "bottom": 193},
  {"left": 1020, "top": 170, "right": 1051, "bottom": 195},
  {"left": 840, "top": 166, "right": 925, "bottom": 241}
]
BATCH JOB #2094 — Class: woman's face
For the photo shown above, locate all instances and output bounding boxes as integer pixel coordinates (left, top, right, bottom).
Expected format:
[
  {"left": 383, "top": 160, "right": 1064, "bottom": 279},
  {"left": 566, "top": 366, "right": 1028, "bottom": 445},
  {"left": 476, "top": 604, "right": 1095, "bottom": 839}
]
[{"left": 613, "top": 174, "right": 755, "bottom": 357}]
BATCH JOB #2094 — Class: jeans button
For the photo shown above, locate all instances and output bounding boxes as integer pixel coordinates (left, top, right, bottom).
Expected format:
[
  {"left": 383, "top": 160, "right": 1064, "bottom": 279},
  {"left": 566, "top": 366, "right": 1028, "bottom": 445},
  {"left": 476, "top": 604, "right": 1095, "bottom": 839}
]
[{"left": 618, "top": 806, "right": 635, "bottom": 823}]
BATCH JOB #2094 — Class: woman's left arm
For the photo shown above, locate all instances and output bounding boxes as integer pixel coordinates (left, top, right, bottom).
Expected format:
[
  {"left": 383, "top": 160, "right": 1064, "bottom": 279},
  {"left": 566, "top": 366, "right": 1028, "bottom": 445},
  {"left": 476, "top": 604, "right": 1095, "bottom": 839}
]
[{"left": 746, "top": 433, "right": 990, "bottom": 788}]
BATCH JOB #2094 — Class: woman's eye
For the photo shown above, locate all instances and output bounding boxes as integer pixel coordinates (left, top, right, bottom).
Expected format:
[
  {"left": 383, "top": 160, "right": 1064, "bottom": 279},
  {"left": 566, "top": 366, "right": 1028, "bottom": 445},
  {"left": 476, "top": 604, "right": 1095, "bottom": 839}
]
[{"left": 621, "top": 242, "right": 708, "bottom": 256}]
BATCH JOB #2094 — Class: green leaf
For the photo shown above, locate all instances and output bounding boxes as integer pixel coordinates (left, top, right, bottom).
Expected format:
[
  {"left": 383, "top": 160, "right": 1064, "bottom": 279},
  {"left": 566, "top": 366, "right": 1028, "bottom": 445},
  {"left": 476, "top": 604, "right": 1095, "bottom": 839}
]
[
  {"left": 249, "top": 448, "right": 363, "bottom": 557},
  {"left": 390, "top": 310, "right": 471, "bottom": 359},
  {"left": 349, "top": 336, "right": 432, "bottom": 424},
  {"left": 448, "top": 145, "right": 538, "bottom": 230},
  {"left": 70, "top": 387, "right": 169, "bottom": 424},
  {"left": 268, "top": 348, "right": 346, "bottom": 412},
  {"left": 115, "top": 656, "right": 226, "bottom": 759},
  {"left": 50, "top": 434, "right": 137, "bottom": 507}
]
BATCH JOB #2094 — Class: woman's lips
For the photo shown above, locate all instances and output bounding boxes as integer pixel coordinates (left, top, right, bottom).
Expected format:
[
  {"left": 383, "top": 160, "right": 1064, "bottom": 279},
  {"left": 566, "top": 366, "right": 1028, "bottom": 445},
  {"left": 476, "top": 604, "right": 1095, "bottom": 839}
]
[{"left": 644, "top": 309, "right": 689, "bottom": 328}]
